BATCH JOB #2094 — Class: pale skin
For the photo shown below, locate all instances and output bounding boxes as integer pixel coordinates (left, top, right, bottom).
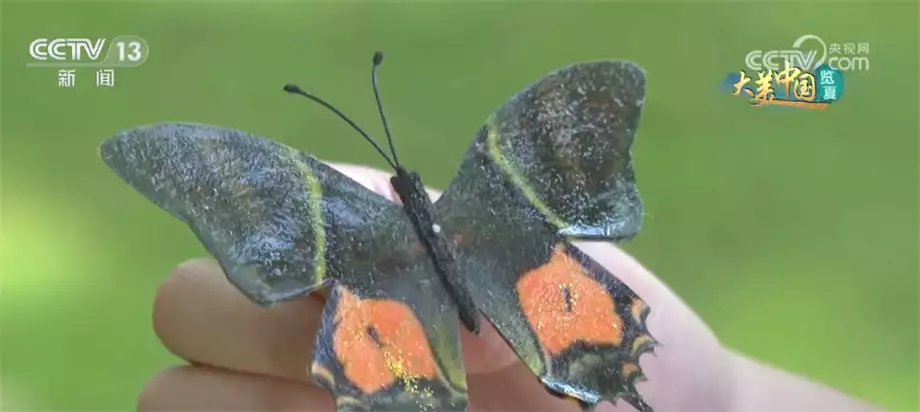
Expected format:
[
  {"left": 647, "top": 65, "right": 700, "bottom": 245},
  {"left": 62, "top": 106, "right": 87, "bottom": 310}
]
[{"left": 138, "top": 163, "right": 883, "bottom": 412}]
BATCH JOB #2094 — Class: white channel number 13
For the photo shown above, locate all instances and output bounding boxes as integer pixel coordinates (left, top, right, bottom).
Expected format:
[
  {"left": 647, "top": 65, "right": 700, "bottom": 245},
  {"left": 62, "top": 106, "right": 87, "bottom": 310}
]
[{"left": 116, "top": 40, "right": 143, "bottom": 62}]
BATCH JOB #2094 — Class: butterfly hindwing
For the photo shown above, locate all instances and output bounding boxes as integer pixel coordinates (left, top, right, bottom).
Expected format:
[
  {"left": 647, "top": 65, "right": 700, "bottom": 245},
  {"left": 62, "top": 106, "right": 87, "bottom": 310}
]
[
  {"left": 101, "top": 122, "right": 389, "bottom": 305},
  {"left": 311, "top": 258, "right": 469, "bottom": 411},
  {"left": 436, "top": 61, "right": 655, "bottom": 410},
  {"left": 101, "top": 123, "right": 467, "bottom": 411},
  {"left": 520, "top": 241, "right": 655, "bottom": 411}
]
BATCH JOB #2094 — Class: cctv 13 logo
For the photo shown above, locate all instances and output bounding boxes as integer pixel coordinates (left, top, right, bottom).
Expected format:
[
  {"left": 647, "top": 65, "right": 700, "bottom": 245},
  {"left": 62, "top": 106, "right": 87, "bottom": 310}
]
[{"left": 28, "top": 36, "right": 149, "bottom": 68}]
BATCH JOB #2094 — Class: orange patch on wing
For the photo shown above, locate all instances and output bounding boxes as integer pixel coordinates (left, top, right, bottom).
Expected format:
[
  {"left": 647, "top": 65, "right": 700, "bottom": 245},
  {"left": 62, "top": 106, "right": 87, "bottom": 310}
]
[
  {"left": 631, "top": 298, "right": 648, "bottom": 322},
  {"left": 622, "top": 362, "right": 640, "bottom": 376},
  {"left": 516, "top": 244, "right": 624, "bottom": 355},
  {"left": 332, "top": 287, "right": 438, "bottom": 394}
]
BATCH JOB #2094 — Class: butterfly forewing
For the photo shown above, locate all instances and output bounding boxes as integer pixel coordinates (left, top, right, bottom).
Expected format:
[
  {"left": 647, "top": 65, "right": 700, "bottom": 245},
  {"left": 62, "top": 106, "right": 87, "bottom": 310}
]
[{"left": 471, "top": 60, "right": 645, "bottom": 240}]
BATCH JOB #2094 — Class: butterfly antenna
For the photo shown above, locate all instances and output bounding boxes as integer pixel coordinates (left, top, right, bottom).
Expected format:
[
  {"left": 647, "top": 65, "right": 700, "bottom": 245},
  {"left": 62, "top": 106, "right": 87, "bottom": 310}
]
[
  {"left": 372, "top": 51, "right": 401, "bottom": 168},
  {"left": 283, "top": 83, "right": 398, "bottom": 171}
]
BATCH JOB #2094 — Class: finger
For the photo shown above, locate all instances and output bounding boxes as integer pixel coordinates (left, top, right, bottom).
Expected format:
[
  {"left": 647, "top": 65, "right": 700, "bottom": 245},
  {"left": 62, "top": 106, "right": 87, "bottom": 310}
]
[
  {"left": 154, "top": 258, "right": 323, "bottom": 383},
  {"left": 468, "top": 360, "right": 578, "bottom": 411},
  {"left": 138, "top": 365, "right": 332, "bottom": 411},
  {"left": 575, "top": 241, "right": 734, "bottom": 412},
  {"left": 728, "top": 351, "right": 882, "bottom": 412},
  {"left": 155, "top": 257, "right": 513, "bottom": 384},
  {"left": 321, "top": 162, "right": 405, "bottom": 201},
  {"left": 324, "top": 161, "right": 444, "bottom": 202}
]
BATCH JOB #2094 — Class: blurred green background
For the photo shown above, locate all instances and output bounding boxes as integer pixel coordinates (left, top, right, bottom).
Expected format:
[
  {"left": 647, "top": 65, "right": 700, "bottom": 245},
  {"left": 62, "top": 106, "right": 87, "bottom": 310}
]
[{"left": 1, "top": 1, "right": 917, "bottom": 410}]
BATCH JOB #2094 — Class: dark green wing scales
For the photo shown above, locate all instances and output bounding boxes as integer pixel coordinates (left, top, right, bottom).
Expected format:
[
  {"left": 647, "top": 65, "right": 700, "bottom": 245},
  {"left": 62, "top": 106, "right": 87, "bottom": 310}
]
[
  {"left": 436, "top": 61, "right": 655, "bottom": 411},
  {"left": 101, "top": 123, "right": 468, "bottom": 411},
  {"left": 101, "top": 122, "right": 399, "bottom": 305},
  {"left": 477, "top": 60, "right": 645, "bottom": 240}
]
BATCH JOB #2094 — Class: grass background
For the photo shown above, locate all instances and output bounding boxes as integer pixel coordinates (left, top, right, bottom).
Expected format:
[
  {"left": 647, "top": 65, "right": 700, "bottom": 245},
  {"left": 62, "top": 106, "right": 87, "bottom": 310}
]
[{"left": 1, "top": 1, "right": 917, "bottom": 410}]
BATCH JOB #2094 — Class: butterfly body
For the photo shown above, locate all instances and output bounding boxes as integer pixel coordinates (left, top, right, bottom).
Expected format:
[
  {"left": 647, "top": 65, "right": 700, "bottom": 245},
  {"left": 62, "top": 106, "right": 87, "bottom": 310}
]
[
  {"left": 389, "top": 167, "right": 480, "bottom": 334},
  {"left": 102, "top": 59, "right": 656, "bottom": 412}
]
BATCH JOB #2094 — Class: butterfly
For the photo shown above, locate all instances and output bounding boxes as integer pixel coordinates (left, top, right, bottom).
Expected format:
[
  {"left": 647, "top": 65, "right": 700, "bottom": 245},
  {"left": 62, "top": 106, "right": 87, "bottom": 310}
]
[{"left": 100, "top": 52, "right": 657, "bottom": 412}]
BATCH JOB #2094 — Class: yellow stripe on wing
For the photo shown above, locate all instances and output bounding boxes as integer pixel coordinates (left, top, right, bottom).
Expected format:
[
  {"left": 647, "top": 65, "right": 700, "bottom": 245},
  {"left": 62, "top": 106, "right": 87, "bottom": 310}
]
[
  {"left": 286, "top": 147, "right": 327, "bottom": 283},
  {"left": 485, "top": 115, "right": 568, "bottom": 233}
]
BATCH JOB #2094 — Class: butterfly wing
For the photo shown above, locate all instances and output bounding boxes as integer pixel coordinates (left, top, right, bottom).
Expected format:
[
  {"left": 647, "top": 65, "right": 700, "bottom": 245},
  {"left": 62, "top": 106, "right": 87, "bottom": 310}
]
[
  {"left": 435, "top": 61, "right": 656, "bottom": 411},
  {"left": 101, "top": 123, "right": 467, "bottom": 411},
  {"left": 311, "top": 236, "right": 469, "bottom": 411}
]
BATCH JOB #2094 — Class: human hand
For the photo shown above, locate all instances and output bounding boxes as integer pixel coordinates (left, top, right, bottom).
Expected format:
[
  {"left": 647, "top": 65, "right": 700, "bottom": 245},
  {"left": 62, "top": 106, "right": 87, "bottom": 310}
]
[{"left": 138, "top": 163, "right": 881, "bottom": 412}]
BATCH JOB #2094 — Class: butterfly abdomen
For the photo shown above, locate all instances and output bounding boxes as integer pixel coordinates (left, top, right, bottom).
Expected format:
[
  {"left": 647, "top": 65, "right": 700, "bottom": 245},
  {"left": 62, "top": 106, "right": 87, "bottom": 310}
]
[{"left": 390, "top": 167, "right": 481, "bottom": 335}]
